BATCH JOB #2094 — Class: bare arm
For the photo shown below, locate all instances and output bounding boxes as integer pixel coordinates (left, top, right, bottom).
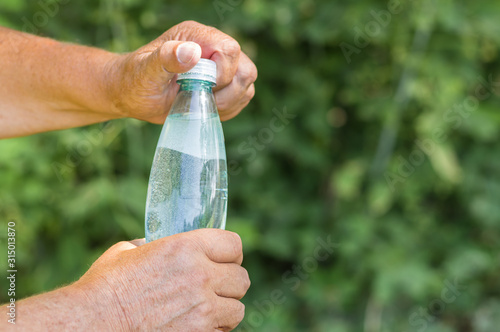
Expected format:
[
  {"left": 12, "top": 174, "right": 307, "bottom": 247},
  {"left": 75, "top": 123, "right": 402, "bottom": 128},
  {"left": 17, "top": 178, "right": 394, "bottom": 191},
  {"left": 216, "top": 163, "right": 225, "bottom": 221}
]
[
  {"left": 1, "top": 284, "right": 120, "bottom": 331},
  {"left": 1, "top": 230, "right": 250, "bottom": 331},
  {"left": 0, "top": 21, "right": 257, "bottom": 138},
  {"left": 0, "top": 27, "right": 121, "bottom": 137}
]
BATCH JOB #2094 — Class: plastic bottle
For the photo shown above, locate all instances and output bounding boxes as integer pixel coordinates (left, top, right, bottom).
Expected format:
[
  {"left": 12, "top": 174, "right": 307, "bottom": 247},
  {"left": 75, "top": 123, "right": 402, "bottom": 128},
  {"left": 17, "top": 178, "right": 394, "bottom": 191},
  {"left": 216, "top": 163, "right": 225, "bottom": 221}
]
[{"left": 145, "top": 59, "right": 227, "bottom": 243}]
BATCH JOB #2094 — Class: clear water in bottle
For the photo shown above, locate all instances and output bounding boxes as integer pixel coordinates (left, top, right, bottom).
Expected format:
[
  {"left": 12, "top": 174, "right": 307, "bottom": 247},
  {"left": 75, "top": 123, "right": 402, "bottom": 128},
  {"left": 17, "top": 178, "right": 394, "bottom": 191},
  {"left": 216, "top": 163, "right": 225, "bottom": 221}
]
[{"left": 145, "top": 112, "right": 227, "bottom": 242}]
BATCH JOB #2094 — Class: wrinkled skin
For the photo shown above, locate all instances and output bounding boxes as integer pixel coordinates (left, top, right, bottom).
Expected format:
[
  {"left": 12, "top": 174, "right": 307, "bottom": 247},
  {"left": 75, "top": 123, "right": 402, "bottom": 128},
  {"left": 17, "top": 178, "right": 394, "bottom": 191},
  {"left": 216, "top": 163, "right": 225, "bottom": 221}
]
[
  {"left": 108, "top": 20, "right": 258, "bottom": 123},
  {"left": 77, "top": 229, "right": 250, "bottom": 331}
]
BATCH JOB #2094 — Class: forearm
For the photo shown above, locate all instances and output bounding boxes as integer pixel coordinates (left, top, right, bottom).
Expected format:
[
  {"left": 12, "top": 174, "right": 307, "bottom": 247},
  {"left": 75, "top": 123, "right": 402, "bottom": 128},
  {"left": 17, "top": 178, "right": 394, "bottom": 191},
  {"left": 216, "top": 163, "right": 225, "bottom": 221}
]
[
  {"left": 0, "top": 27, "right": 121, "bottom": 138},
  {"left": 2, "top": 285, "right": 92, "bottom": 330},
  {"left": 0, "top": 283, "right": 124, "bottom": 331}
]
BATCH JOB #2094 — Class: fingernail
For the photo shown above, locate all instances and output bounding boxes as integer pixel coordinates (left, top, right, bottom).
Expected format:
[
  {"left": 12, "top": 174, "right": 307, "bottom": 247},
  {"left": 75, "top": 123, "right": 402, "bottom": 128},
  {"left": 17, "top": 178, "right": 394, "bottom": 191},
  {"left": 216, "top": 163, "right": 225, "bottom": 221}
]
[{"left": 176, "top": 42, "right": 199, "bottom": 64}]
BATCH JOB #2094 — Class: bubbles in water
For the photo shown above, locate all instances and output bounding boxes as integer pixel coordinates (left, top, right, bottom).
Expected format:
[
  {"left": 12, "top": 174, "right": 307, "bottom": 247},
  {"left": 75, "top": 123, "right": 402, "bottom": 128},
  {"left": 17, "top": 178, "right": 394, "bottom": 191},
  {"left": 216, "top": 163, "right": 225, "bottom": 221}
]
[
  {"left": 147, "top": 210, "right": 160, "bottom": 233},
  {"left": 145, "top": 115, "right": 228, "bottom": 243}
]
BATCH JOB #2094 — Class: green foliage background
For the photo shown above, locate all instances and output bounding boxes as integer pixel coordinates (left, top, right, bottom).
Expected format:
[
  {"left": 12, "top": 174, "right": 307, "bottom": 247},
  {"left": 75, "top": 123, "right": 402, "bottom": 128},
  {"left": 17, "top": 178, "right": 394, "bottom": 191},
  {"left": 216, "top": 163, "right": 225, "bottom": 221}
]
[{"left": 1, "top": 0, "right": 500, "bottom": 330}]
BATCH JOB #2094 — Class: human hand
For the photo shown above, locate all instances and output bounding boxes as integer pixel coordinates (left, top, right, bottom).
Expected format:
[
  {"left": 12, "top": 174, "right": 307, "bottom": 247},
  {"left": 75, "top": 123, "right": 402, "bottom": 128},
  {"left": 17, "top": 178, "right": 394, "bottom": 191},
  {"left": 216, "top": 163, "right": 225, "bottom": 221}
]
[
  {"left": 106, "top": 20, "right": 257, "bottom": 123},
  {"left": 74, "top": 229, "right": 250, "bottom": 331}
]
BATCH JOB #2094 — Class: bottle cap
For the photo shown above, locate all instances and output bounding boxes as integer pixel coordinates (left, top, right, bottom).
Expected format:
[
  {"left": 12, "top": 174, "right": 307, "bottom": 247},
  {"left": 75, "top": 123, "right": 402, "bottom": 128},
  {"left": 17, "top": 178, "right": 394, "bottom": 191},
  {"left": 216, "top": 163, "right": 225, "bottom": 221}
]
[{"left": 177, "top": 58, "right": 217, "bottom": 85}]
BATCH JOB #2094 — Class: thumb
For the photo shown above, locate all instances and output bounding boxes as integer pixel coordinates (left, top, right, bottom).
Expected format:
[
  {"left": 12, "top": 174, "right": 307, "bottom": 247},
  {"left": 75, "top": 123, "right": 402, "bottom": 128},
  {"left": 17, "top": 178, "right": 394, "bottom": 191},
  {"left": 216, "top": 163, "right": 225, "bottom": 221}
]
[
  {"left": 144, "top": 41, "right": 202, "bottom": 78},
  {"left": 129, "top": 238, "right": 146, "bottom": 247}
]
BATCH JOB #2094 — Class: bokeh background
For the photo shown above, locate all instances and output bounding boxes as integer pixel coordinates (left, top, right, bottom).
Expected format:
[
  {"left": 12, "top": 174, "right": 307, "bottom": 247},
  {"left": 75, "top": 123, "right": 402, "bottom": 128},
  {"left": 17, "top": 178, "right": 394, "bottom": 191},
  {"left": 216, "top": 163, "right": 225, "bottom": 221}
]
[{"left": 1, "top": 0, "right": 500, "bottom": 331}]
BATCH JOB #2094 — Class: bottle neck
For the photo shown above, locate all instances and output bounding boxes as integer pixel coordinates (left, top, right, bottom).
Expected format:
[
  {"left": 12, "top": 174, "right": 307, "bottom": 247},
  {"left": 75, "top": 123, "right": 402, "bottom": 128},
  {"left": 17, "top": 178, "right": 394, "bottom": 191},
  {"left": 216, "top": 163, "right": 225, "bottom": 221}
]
[
  {"left": 168, "top": 78, "right": 218, "bottom": 119},
  {"left": 178, "top": 79, "right": 215, "bottom": 92}
]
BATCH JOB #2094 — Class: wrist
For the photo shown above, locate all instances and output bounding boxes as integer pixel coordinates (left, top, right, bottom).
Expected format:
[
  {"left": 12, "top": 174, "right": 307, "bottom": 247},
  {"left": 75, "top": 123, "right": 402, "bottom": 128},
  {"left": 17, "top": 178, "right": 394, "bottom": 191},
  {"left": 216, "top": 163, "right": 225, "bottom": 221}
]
[
  {"left": 52, "top": 41, "right": 125, "bottom": 120},
  {"left": 99, "top": 53, "right": 129, "bottom": 118},
  {"left": 71, "top": 277, "right": 129, "bottom": 331},
  {"left": 11, "top": 283, "right": 112, "bottom": 330},
  {"left": 84, "top": 50, "right": 126, "bottom": 119}
]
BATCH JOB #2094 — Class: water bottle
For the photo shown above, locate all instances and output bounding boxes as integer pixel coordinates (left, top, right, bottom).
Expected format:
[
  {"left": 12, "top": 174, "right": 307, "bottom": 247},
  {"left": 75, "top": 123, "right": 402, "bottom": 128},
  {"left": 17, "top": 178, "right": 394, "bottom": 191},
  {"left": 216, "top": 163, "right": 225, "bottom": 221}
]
[{"left": 145, "top": 59, "right": 227, "bottom": 243}]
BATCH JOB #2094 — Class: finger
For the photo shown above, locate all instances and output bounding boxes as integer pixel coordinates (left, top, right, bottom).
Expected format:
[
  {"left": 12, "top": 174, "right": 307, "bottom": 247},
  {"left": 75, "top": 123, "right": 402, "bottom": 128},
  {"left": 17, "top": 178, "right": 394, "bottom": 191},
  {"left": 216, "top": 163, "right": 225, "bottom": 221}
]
[
  {"left": 209, "top": 39, "right": 241, "bottom": 89},
  {"left": 142, "top": 41, "right": 201, "bottom": 81},
  {"left": 111, "top": 241, "right": 140, "bottom": 251},
  {"left": 162, "top": 21, "right": 241, "bottom": 89},
  {"left": 211, "top": 263, "right": 250, "bottom": 299},
  {"left": 215, "top": 52, "right": 257, "bottom": 119},
  {"left": 187, "top": 229, "right": 243, "bottom": 264},
  {"left": 214, "top": 297, "right": 246, "bottom": 331},
  {"left": 213, "top": 52, "right": 256, "bottom": 114},
  {"left": 217, "top": 82, "right": 255, "bottom": 121},
  {"left": 102, "top": 240, "right": 143, "bottom": 261},
  {"left": 214, "top": 52, "right": 257, "bottom": 92}
]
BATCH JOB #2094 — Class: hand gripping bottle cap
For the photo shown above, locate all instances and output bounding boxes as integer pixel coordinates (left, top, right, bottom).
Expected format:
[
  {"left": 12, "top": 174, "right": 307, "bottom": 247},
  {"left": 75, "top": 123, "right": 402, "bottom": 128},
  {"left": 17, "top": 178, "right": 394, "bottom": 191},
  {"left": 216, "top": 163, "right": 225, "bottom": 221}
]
[{"left": 177, "top": 58, "right": 217, "bottom": 85}]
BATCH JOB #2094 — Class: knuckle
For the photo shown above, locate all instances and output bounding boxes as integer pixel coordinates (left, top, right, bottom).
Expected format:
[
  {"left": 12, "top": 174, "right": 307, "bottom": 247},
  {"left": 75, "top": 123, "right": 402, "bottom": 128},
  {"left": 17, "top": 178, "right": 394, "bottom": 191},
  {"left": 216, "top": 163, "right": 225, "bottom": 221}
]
[
  {"left": 238, "top": 62, "right": 257, "bottom": 85},
  {"left": 242, "top": 269, "right": 251, "bottom": 292},
  {"left": 217, "top": 98, "right": 231, "bottom": 113},
  {"left": 229, "top": 232, "right": 243, "bottom": 255},
  {"left": 189, "top": 311, "right": 212, "bottom": 332},
  {"left": 198, "top": 315, "right": 214, "bottom": 332},
  {"left": 179, "top": 20, "right": 200, "bottom": 28},
  {"left": 190, "top": 290, "right": 207, "bottom": 307},
  {"left": 234, "top": 301, "right": 246, "bottom": 324},
  {"left": 247, "top": 63, "right": 258, "bottom": 83},
  {"left": 190, "top": 265, "right": 212, "bottom": 289},
  {"left": 197, "top": 269, "right": 212, "bottom": 288},
  {"left": 178, "top": 232, "right": 204, "bottom": 255},
  {"left": 246, "top": 84, "right": 255, "bottom": 100},
  {"left": 225, "top": 38, "right": 241, "bottom": 55},
  {"left": 197, "top": 298, "right": 215, "bottom": 318},
  {"left": 165, "top": 239, "right": 201, "bottom": 270}
]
